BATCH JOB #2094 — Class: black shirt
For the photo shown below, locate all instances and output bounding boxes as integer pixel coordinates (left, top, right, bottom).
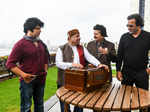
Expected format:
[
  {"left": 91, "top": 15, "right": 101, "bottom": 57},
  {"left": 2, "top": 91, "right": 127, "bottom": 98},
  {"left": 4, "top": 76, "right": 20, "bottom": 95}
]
[{"left": 116, "top": 30, "right": 150, "bottom": 71}]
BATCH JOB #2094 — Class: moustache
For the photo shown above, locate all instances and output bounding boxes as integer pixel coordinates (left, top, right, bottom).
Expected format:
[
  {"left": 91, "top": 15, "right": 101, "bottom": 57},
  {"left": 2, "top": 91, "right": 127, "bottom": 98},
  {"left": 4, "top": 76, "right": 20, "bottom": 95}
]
[{"left": 94, "top": 36, "right": 97, "bottom": 39}]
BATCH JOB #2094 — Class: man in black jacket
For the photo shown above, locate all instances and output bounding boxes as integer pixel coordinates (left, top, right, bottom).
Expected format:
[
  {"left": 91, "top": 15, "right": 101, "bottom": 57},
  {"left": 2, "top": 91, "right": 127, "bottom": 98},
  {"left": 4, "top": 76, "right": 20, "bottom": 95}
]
[{"left": 116, "top": 13, "right": 150, "bottom": 112}]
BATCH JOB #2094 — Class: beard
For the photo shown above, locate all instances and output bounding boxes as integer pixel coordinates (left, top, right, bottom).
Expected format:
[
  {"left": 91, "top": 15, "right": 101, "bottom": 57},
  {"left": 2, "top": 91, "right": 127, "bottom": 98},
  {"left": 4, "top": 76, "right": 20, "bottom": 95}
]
[{"left": 129, "top": 28, "right": 138, "bottom": 34}]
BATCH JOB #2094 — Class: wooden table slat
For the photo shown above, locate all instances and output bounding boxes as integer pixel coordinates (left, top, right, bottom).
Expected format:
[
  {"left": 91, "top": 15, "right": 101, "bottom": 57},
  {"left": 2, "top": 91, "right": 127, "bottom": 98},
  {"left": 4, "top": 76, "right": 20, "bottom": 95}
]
[
  {"left": 139, "top": 88, "right": 150, "bottom": 109},
  {"left": 61, "top": 91, "right": 75, "bottom": 102},
  {"left": 65, "top": 92, "right": 81, "bottom": 104},
  {"left": 86, "top": 87, "right": 107, "bottom": 108},
  {"left": 122, "top": 86, "right": 132, "bottom": 111},
  {"left": 71, "top": 92, "right": 87, "bottom": 105},
  {"left": 131, "top": 87, "right": 139, "bottom": 110},
  {"left": 112, "top": 85, "right": 126, "bottom": 111},
  {"left": 78, "top": 90, "right": 98, "bottom": 108},
  {"left": 94, "top": 84, "right": 114, "bottom": 110},
  {"left": 56, "top": 79, "right": 150, "bottom": 111},
  {"left": 103, "top": 83, "right": 120, "bottom": 111},
  {"left": 56, "top": 87, "right": 70, "bottom": 98}
]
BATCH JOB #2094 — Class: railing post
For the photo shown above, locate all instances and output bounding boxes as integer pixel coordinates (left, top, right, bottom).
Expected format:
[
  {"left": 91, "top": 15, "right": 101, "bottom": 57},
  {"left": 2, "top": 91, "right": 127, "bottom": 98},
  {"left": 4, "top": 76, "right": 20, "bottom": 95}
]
[{"left": 139, "top": 0, "right": 145, "bottom": 19}]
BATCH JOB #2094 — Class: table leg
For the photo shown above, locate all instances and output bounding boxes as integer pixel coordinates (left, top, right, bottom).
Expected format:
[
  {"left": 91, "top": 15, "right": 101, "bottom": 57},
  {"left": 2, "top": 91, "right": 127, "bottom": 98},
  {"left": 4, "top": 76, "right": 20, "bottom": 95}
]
[{"left": 64, "top": 103, "right": 69, "bottom": 112}]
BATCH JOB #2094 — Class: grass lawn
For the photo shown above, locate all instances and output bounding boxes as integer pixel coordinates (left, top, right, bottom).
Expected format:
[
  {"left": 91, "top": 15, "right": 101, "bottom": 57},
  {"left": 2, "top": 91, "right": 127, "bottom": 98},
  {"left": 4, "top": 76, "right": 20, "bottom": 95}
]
[
  {"left": 111, "top": 63, "right": 116, "bottom": 67},
  {"left": 0, "top": 66, "right": 116, "bottom": 112},
  {"left": 0, "top": 66, "right": 57, "bottom": 112},
  {"left": 112, "top": 69, "right": 116, "bottom": 77}
]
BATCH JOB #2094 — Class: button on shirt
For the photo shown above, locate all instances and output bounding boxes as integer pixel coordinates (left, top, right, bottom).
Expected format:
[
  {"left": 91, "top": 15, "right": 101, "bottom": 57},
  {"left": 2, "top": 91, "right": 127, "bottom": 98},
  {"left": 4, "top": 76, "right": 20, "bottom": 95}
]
[{"left": 56, "top": 45, "right": 101, "bottom": 70}]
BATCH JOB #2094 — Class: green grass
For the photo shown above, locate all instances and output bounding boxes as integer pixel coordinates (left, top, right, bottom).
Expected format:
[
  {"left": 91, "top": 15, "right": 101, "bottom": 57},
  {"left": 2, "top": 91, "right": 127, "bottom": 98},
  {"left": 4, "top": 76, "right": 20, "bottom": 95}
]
[
  {"left": 112, "top": 69, "right": 116, "bottom": 77},
  {"left": 0, "top": 66, "right": 57, "bottom": 112},
  {"left": 111, "top": 63, "right": 116, "bottom": 67},
  {"left": 111, "top": 63, "right": 116, "bottom": 77},
  {"left": 0, "top": 66, "right": 116, "bottom": 112},
  {"left": 44, "top": 67, "right": 57, "bottom": 101},
  {"left": 0, "top": 77, "right": 20, "bottom": 112}
]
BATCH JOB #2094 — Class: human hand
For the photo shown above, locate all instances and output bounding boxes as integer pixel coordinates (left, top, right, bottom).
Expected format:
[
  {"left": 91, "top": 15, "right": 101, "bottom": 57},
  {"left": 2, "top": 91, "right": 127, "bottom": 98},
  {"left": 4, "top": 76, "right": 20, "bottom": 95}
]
[
  {"left": 72, "top": 63, "right": 84, "bottom": 69},
  {"left": 146, "top": 68, "right": 150, "bottom": 75},
  {"left": 117, "top": 71, "right": 123, "bottom": 81},
  {"left": 98, "top": 47, "right": 108, "bottom": 54},
  {"left": 22, "top": 73, "right": 36, "bottom": 83},
  {"left": 98, "top": 64, "right": 109, "bottom": 72},
  {"left": 88, "top": 64, "right": 95, "bottom": 68}
]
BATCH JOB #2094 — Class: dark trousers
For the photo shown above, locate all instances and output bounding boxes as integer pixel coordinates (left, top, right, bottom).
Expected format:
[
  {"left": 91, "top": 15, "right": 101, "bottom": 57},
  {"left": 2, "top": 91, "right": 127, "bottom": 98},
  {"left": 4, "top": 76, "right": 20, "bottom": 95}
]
[
  {"left": 57, "top": 85, "right": 83, "bottom": 112},
  {"left": 109, "top": 69, "right": 112, "bottom": 83},
  {"left": 20, "top": 79, "right": 45, "bottom": 112},
  {"left": 121, "top": 67, "right": 149, "bottom": 112},
  {"left": 121, "top": 67, "right": 149, "bottom": 90}
]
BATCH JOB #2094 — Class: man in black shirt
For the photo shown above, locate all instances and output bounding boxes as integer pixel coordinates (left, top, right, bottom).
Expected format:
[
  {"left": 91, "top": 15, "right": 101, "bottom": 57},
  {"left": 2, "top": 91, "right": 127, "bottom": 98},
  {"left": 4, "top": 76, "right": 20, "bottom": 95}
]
[{"left": 116, "top": 14, "right": 150, "bottom": 111}]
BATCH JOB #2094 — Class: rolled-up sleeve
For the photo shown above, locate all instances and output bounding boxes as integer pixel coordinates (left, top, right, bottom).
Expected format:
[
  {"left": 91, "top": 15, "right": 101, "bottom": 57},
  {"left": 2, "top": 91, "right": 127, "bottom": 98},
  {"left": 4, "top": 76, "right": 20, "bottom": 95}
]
[
  {"left": 56, "top": 48, "right": 72, "bottom": 70},
  {"left": 6, "top": 43, "right": 23, "bottom": 69}
]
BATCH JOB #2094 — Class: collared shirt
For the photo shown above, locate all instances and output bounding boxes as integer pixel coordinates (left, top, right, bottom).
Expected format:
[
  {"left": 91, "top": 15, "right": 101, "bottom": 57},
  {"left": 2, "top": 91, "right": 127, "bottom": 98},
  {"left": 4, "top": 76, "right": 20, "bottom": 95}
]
[
  {"left": 56, "top": 45, "right": 100, "bottom": 70},
  {"left": 6, "top": 38, "right": 48, "bottom": 81}
]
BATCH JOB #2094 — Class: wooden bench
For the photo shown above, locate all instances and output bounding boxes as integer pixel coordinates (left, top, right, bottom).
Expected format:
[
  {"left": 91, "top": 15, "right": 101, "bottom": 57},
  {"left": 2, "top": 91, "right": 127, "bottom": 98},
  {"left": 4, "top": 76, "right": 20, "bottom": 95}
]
[{"left": 56, "top": 79, "right": 150, "bottom": 111}]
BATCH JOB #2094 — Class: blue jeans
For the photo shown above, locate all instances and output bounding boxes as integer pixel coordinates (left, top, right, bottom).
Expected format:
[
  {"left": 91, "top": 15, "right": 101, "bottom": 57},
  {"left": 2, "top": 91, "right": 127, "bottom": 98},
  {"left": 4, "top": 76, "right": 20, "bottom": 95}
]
[
  {"left": 20, "top": 79, "right": 45, "bottom": 112},
  {"left": 57, "top": 85, "right": 83, "bottom": 112}
]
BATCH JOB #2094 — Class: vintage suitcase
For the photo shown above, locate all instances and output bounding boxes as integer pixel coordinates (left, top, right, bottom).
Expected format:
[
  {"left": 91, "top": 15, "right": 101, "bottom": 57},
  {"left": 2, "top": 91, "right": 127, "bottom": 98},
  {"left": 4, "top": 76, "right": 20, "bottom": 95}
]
[{"left": 64, "top": 66, "right": 110, "bottom": 92}]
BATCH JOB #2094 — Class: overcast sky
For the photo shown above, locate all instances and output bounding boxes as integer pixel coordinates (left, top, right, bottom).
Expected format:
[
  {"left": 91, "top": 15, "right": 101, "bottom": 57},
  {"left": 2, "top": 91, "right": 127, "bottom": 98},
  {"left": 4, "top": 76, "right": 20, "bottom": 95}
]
[{"left": 0, "top": 0, "right": 130, "bottom": 46}]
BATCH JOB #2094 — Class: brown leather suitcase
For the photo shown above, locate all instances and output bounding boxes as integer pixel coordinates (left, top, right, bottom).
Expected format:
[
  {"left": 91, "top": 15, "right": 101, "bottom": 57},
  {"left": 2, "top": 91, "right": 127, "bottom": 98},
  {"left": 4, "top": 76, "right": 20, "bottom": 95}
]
[{"left": 64, "top": 66, "right": 110, "bottom": 92}]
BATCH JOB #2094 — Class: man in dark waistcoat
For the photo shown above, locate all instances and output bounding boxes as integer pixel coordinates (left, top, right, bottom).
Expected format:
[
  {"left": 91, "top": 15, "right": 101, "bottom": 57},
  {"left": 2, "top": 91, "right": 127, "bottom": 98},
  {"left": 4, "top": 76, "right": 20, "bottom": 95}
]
[{"left": 56, "top": 29, "right": 109, "bottom": 112}]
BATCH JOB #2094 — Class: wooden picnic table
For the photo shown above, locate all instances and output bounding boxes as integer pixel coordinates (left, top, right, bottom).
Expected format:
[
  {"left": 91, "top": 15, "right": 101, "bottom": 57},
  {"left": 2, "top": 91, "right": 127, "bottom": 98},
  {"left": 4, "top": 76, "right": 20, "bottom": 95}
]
[{"left": 56, "top": 79, "right": 150, "bottom": 111}]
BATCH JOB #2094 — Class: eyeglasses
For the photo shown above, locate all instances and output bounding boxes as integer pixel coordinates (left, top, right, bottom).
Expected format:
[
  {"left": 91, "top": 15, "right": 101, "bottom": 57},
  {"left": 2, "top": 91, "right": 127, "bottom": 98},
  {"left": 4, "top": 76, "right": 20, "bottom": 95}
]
[{"left": 126, "top": 24, "right": 134, "bottom": 28}]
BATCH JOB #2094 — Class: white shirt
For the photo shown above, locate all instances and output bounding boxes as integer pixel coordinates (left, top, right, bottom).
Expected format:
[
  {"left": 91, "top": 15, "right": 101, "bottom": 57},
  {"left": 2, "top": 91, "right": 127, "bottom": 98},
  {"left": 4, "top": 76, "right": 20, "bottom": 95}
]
[{"left": 56, "top": 45, "right": 101, "bottom": 70}]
